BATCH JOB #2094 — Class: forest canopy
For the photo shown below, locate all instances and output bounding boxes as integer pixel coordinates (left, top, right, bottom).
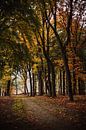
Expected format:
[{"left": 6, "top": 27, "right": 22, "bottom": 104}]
[{"left": 0, "top": 0, "right": 86, "bottom": 100}]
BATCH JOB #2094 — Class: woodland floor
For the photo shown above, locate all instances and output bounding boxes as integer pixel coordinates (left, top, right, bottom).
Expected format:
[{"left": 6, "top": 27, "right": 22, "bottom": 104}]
[{"left": 0, "top": 95, "right": 86, "bottom": 130}]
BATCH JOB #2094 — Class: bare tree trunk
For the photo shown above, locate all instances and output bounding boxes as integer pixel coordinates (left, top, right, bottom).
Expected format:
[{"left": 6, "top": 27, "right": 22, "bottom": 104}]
[
  {"left": 51, "top": 62, "right": 56, "bottom": 97},
  {"left": 7, "top": 80, "right": 11, "bottom": 96},
  {"left": 38, "top": 69, "right": 43, "bottom": 96},
  {"left": 63, "top": 70, "right": 65, "bottom": 95},
  {"left": 0, "top": 88, "right": 1, "bottom": 96},
  {"left": 47, "top": 61, "right": 52, "bottom": 96},
  {"left": 32, "top": 73, "right": 35, "bottom": 96},
  {"left": 15, "top": 78, "right": 18, "bottom": 95},
  {"left": 44, "top": 68, "right": 48, "bottom": 95},
  {"left": 28, "top": 69, "right": 33, "bottom": 96},
  {"left": 59, "top": 69, "right": 62, "bottom": 95},
  {"left": 24, "top": 78, "right": 29, "bottom": 95}
]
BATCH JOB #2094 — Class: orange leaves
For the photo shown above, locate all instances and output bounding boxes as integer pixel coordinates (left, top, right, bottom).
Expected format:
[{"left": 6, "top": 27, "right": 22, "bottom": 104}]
[
  {"left": 68, "top": 63, "right": 73, "bottom": 70},
  {"left": 78, "top": 73, "right": 86, "bottom": 81}
]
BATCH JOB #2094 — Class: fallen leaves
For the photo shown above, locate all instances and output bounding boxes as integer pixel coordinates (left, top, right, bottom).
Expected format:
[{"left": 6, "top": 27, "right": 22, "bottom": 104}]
[{"left": 0, "top": 95, "right": 86, "bottom": 130}]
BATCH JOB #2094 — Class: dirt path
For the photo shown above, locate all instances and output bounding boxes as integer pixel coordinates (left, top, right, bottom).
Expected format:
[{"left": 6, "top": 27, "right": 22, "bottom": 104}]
[
  {"left": 0, "top": 96, "right": 86, "bottom": 130},
  {"left": 0, "top": 97, "right": 33, "bottom": 130},
  {"left": 22, "top": 96, "right": 86, "bottom": 130}
]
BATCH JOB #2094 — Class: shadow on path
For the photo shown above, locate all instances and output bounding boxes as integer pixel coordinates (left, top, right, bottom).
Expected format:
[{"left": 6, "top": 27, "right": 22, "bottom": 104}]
[{"left": 0, "top": 96, "right": 86, "bottom": 130}]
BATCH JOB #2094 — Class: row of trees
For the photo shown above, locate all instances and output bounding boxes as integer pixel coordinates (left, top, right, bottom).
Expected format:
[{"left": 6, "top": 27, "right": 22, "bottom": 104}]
[{"left": 0, "top": 0, "right": 86, "bottom": 100}]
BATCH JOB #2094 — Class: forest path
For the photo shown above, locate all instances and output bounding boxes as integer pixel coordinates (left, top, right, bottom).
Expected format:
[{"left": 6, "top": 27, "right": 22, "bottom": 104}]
[
  {"left": 22, "top": 96, "right": 86, "bottom": 130},
  {"left": 0, "top": 95, "right": 86, "bottom": 130}
]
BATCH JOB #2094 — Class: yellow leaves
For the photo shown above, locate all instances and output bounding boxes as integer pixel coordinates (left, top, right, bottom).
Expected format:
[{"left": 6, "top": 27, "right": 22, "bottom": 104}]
[
  {"left": 32, "top": 64, "right": 38, "bottom": 73},
  {"left": 55, "top": 59, "right": 64, "bottom": 67},
  {"left": 0, "top": 64, "right": 11, "bottom": 88},
  {"left": 34, "top": 57, "right": 41, "bottom": 63}
]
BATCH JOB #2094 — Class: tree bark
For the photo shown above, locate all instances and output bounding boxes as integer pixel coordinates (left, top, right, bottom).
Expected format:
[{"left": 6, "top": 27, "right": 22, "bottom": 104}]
[
  {"left": 63, "top": 70, "right": 65, "bottom": 95},
  {"left": 32, "top": 73, "right": 35, "bottom": 96},
  {"left": 7, "top": 80, "right": 11, "bottom": 96},
  {"left": 28, "top": 69, "right": 33, "bottom": 96},
  {"left": 38, "top": 69, "right": 43, "bottom": 96},
  {"left": 51, "top": 62, "right": 56, "bottom": 97},
  {"left": 59, "top": 69, "right": 62, "bottom": 95},
  {"left": 24, "top": 78, "right": 29, "bottom": 95}
]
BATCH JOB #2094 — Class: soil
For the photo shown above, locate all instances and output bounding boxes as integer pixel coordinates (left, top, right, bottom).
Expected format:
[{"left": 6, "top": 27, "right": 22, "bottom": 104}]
[{"left": 0, "top": 95, "right": 86, "bottom": 130}]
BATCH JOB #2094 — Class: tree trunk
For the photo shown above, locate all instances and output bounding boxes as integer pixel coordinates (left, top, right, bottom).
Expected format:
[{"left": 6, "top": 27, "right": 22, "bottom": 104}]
[
  {"left": 38, "top": 69, "right": 43, "bottom": 96},
  {"left": 28, "top": 69, "right": 33, "bottom": 96},
  {"left": 51, "top": 62, "right": 56, "bottom": 97},
  {"left": 24, "top": 78, "right": 28, "bottom": 95},
  {"left": 63, "top": 52, "right": 73, "bottom": 101},
  {"left": 54, "top": 29, "right": 73, "bottom": 100},
  {"left": 0, "top": 88, "right": 1, "bottom": 96},
  {"left": 15, "top": 78, "right": 18, "bottom": 95},
  {"left": 59, "top": 69, "right": 62, "bottom": 95},
  {"left": 72, "top": 58, "right": 77, "bottom": 95},
  {"left": 44, "top": 0, "right": 73, "bottom": 101},
  {"left": 47, "top": 61, "right": 52, "bottom": 96},
  {"left": 7, "top": 80, "right": 11, "bottom": 96},
  {"left": 44, "top": 68, "right": 47, "bottom": 95},
  {"left": 32, "top": 73, "right": 35, "bottom": 96},
  {"left": 63, "top": 70, "right": 65, "bottom": 95},
  {"left": 72, "top": 70, "right": 76, "bottom": 95}
]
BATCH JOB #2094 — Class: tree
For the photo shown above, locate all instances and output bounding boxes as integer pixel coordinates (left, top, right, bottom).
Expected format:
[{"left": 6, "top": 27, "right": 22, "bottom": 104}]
[
  {"left": 0, "top": 0, "right": 85, "bottom": 98},
  {"left": 35, "top": 0, "right": 73, "bottom": 100}
]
